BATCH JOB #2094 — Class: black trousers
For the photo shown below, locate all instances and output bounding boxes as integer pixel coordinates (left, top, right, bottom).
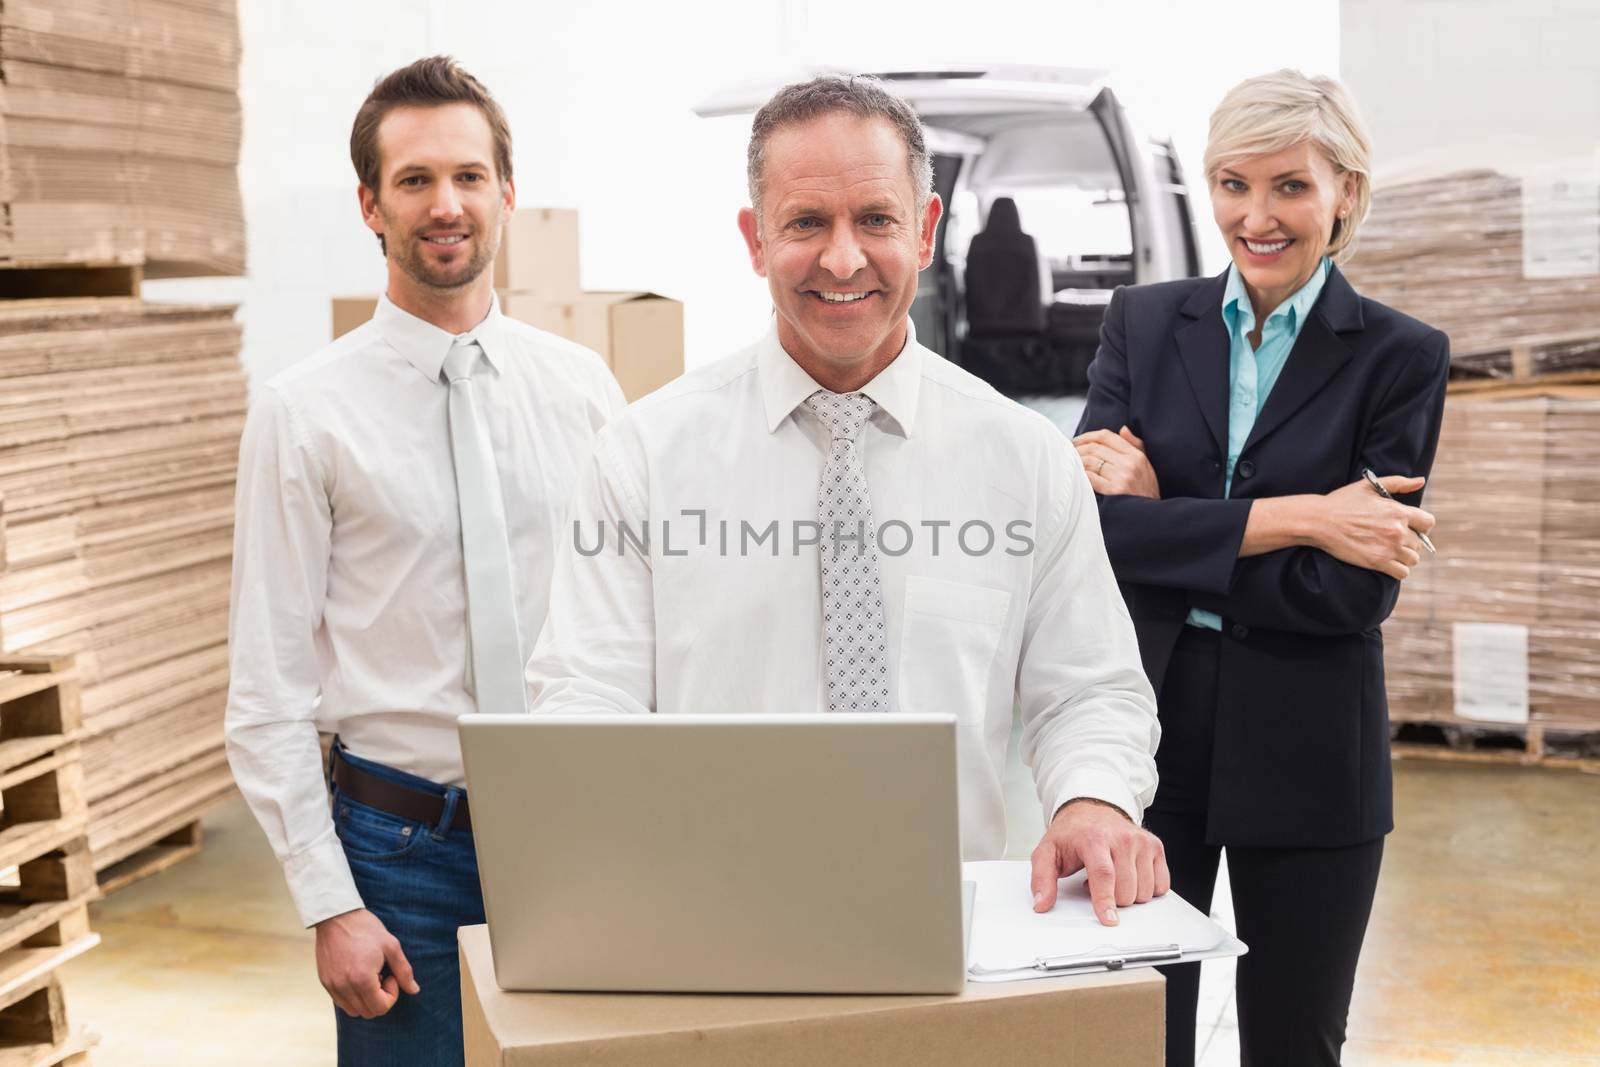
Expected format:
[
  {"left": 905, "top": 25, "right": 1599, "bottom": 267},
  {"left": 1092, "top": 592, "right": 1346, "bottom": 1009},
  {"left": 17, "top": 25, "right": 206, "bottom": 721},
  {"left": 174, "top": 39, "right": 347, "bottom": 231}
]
[{"left": 1146, "top": 627, "right": 1385, "bottom": 1067}]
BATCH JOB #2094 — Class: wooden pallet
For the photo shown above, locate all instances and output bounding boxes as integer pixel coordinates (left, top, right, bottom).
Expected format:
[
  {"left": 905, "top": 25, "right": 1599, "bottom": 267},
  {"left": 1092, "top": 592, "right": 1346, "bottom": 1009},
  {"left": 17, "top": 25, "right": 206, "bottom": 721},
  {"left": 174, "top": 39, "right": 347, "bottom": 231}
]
[
  {"left": 0, "top": 658, "right": 97, "bottom": 1067},
  {"left": 0, "top": 1028, "right": 98, "bottom": 1067},
  {"left": 1391, "top": 719, "right": 1600, "bottom": 773},
  {"left": 0, "top": 970, "right": 99, "bottom": 1067},
  {"left": 0, "top": 658, "right": 90, "bottom": 846},
  {"left": 0, "top": 263, "right": 142, "bottom": 302},
  {"left": 1448, "top": 330, "right": 1600, "bottom": 392},
  {"left": 95, "top": 820, "right": 205, "bottom": 897},
  {"left": 1446, "top": 369, "right": 1600, "bottom": 399}
]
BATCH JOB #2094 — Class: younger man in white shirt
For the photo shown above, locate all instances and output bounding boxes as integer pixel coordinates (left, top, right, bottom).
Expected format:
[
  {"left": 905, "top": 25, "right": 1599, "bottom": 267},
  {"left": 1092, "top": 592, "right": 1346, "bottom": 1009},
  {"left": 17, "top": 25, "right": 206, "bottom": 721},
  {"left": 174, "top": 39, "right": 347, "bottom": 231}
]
[{"left": 225, "top": 57, "right": 622, "bottom": 1066}]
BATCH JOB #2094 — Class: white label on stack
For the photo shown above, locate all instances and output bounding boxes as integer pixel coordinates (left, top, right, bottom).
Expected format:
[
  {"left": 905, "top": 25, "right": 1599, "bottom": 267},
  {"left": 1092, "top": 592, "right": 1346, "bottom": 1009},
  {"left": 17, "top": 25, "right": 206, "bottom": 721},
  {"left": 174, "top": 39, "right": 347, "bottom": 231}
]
[
  {"left": 1452, "top": 622, "right": 1530, "bottom": 724},
  {"left": 1522, "top": 165, "right": 1600, "bottom": 279}
]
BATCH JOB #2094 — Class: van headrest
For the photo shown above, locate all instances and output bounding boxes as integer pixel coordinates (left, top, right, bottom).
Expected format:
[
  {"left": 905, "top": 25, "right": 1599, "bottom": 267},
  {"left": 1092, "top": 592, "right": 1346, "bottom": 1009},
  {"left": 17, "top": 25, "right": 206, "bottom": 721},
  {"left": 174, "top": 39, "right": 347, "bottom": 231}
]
[{"left": 985, "top": 197, "right": 1022, "bottom": 234}]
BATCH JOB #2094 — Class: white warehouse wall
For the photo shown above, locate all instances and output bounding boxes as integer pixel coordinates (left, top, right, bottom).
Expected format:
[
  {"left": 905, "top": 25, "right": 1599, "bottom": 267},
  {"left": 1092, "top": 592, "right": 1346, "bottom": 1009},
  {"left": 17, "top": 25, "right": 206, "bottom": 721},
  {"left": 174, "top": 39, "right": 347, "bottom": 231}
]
[
  {"left": 1341, "top": 0, "right": 1600, "bottom": 181},
  {"left": 146, "top": 0, "right": 1338, "bottom": 384}
]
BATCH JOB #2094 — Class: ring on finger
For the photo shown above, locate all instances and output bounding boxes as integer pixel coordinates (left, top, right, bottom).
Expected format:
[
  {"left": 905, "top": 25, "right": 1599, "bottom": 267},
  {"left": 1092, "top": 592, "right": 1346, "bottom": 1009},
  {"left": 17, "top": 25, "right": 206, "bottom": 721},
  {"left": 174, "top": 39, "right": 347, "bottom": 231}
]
[{"left": 1096, "top": 457, "right": 1108, "bottom": 476}]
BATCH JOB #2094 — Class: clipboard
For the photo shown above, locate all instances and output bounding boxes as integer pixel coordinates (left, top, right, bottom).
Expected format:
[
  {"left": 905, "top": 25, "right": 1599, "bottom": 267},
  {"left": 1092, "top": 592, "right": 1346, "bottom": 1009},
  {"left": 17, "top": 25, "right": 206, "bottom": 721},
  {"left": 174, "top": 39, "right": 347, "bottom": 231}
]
[{"left": 962, "top": 861, "right": 1248, "bottom": 983}]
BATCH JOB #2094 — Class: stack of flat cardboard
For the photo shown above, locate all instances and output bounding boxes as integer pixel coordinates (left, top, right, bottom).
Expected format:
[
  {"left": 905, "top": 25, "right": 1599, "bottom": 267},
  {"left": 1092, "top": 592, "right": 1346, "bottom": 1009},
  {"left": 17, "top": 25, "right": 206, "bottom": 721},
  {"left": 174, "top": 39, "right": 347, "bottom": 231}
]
[
  {"left": 1385, "top": 387, "right": 1600, "bottom": 734},
  {"left": 1344, "top": 169, "right": 1600, "bottom": 373},
  {"left": 0, "top": 0, "right": 245, "bottom": 275},
  {"left": 0, "top": 298, "right": 246, "bottom": 877},
  {"left": 333, "top": 208, "right": 685, "bottom": 402}
]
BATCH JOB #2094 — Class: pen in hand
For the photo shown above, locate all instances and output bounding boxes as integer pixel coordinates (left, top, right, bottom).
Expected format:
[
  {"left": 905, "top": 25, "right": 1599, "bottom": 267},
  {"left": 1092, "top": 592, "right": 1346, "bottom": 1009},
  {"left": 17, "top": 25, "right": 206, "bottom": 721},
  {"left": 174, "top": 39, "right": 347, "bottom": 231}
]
[{"left": 1360, "top": 468, "right": 1436, "bottom": 554}]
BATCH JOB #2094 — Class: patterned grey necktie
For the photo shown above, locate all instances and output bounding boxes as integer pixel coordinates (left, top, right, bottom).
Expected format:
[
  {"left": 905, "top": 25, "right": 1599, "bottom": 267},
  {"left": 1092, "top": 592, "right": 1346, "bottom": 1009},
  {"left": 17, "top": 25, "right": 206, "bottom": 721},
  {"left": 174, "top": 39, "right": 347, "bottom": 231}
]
[
  {"left": 443, "top": 340, "right": 529, "bottom": 715},
  {"left": 804, "top": 389, "right": 890, "bottom": 714}
]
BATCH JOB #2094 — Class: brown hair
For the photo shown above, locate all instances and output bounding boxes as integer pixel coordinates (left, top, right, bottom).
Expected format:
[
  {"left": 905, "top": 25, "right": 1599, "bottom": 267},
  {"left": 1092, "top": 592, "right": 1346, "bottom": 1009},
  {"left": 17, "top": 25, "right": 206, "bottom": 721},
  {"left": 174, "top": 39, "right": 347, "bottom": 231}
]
[{"left": 350, "top": 55, "right": 513, "bottom": 200}]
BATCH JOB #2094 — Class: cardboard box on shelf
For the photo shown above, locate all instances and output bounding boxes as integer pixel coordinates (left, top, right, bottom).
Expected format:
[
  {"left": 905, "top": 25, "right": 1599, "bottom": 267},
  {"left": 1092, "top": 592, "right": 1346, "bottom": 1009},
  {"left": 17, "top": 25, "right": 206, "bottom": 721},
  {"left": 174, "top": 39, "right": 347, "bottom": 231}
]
[
  {"left": 493, "top": 208, "right": 580, "bottom": 295},
  {"left": 328, "top": 291, "right": 684, "bottom": 402},
  {"left": 458, "top": 925, "right": 1162, "bottom": 1066},
  {"left": 502, "top": 291, "right": 684, "bottom": 402},
  {"left": 332, "top": 297, "right": 379, "bottom": 341}
]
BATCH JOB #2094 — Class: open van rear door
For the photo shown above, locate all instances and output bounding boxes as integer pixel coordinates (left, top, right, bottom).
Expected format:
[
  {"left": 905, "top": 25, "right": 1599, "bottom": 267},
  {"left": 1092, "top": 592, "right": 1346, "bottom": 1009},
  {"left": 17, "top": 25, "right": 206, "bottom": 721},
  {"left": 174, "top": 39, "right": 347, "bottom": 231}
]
[
  {"left": 693, "top": 66, "right": 1179, "bottom": 288},
  {"left": 692, "top": 65, "right": 1110, "bottom": 119},
  {"left": 693, "top": 65, "right": 1199, "bottom": 380}
]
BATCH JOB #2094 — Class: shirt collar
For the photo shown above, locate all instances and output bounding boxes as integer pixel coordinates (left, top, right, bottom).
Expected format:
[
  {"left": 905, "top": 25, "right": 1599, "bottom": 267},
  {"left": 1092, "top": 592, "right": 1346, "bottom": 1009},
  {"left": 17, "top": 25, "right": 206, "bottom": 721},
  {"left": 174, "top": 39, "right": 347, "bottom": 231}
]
[
  {"left": 372, "top": 291, "right": 510, "bottom": 382},
  {"left": 1222, "top": 256, "right": 1331, "bottom": 337},
  {"left": 757, "top": 318, "right": 923, "bottom": 437}
]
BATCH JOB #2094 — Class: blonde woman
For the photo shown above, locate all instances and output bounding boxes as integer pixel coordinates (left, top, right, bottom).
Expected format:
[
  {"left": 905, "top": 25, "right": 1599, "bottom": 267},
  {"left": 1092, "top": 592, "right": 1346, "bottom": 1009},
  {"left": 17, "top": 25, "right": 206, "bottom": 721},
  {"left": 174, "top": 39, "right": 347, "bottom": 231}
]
[{"left": 1072, "top": 71, "right": 1448, "bottom": 1065}]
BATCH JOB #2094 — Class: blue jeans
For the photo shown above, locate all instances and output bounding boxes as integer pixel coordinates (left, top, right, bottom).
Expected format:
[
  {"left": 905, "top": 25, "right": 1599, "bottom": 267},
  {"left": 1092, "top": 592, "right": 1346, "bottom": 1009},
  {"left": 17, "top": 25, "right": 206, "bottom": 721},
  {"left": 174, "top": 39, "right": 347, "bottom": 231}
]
[{"left": 330, "top": 743, "right": 483, "bottom": 1067}]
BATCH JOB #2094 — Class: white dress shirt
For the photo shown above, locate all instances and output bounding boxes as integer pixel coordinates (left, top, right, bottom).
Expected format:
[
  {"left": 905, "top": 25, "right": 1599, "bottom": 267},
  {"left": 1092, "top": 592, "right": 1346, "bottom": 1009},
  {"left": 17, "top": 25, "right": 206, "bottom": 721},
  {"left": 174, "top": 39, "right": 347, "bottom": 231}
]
[
  {"left": 226, "top": 294, "right": 624, "bottom": 927},
  {"left": 526, "top": 321, "right": 1159, "bottom": 859}
]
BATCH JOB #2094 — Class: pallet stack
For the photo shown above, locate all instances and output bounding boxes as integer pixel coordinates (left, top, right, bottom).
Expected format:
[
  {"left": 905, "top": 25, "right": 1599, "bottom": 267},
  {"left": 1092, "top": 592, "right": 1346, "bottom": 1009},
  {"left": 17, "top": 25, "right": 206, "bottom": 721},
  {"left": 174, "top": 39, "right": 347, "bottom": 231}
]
[
  {"left": 1344, "top": 168, "right": 1600, "bottom": 378},
  {"left": 1343, "top": 168, "right": 1600, "bottom": 761},
  {"left": 1384, "top": 383, "right": 1600, "bottom": 760},
  {"left": 0, "top": 655, "right": 101, "bottom": 1064},
  {"left": 0, "top": 297, "right": 246, "bottom": 890},
  {"left": 0, "top": 0, "right": 247, "bottom": 899},
  {"left": 0, "top": 0, "right": 245, "bottom": 276}
]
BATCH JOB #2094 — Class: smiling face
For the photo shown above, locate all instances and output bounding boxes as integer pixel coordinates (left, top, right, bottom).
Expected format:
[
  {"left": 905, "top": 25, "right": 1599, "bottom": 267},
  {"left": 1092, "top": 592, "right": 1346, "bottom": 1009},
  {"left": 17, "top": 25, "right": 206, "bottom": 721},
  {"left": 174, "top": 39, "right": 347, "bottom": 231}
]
[
  {"left": 737, "top": 112, "right": 941, "bottom": 392},
  {"left": 1211, "top": 140, "right": 1354, "bottom": 318},
  {"left": 360, "top": 103, "right": 515, "bottom": 297}
]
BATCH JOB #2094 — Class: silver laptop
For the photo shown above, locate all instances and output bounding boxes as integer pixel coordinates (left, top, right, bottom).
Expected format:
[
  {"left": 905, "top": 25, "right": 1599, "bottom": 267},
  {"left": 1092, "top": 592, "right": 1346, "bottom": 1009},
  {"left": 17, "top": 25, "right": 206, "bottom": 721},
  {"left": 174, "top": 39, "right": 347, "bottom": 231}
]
[{"left": 458, "top": 713, "right": 968, "bottom": 994}]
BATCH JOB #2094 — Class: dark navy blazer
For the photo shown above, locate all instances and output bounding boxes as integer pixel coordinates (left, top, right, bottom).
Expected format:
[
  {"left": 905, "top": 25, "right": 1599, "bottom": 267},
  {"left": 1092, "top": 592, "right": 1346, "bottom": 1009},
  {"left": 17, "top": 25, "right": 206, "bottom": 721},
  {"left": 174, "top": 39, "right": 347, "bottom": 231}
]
[{"left": 1076, "top": 265, "right": 1449, "bottom": 848}]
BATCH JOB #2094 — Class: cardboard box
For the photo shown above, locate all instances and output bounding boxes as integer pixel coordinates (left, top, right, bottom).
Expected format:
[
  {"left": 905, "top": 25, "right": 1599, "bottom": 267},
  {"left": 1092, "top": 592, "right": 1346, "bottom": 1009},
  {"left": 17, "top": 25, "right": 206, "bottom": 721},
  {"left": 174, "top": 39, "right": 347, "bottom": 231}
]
[
  {"left": 459, "top": 924, "right": 1163, "bottom": 1066},
  {"left": 502, "top": 291, "right": 684, "bottom": 402},
  {"left": 332, "top": 205, "right": 580, "bottom": 342},
  {"left": 332, "top": 296, "right": 379, "bottom": 341},
  {"left": 329, "top": 291, "right": 683, "bottom": 403},
  {"left": 493, "top": 208, "right": 580, "bottom": 295}
]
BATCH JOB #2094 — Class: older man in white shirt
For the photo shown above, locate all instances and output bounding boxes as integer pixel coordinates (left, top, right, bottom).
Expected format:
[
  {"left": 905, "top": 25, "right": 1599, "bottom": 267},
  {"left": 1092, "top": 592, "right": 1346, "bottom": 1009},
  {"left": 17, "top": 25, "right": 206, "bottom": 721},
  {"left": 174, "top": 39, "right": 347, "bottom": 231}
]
[
  {"left": 526, "top": 74, "right": 1168, "bottom": 927},
  {"left": 225, "top": 58, "right": 622, "bottom": 1066}
]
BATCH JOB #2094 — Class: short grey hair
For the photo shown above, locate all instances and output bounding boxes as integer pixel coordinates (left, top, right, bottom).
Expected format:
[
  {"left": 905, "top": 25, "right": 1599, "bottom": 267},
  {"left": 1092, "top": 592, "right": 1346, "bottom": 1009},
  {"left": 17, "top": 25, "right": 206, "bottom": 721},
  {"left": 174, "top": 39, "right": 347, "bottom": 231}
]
[
  {"left": 746, "top": 74, "right": 934, "bottom": 220},
  {"left": 1203, "top": 69, "right": 1374, "bottom": 263}
]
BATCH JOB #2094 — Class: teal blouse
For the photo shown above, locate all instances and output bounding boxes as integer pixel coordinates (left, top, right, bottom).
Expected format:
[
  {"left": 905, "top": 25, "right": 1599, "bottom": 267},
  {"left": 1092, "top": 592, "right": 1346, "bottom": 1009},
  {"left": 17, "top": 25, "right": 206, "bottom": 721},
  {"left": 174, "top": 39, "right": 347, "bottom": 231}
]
[{"left": 1187, "top": 257, "right": 1332, "bottom": 631}]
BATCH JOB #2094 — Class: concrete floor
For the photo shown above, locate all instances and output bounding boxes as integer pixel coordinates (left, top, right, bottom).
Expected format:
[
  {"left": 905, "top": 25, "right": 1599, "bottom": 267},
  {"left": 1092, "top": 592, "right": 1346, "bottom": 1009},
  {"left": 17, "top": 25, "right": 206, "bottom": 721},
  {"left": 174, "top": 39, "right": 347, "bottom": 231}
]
[
  {"left": 57, "top": 804, "right": 330, "bottom": 1066},
  {"left": 56, "top": 753, "right": 1600, "bottom": 1065}
]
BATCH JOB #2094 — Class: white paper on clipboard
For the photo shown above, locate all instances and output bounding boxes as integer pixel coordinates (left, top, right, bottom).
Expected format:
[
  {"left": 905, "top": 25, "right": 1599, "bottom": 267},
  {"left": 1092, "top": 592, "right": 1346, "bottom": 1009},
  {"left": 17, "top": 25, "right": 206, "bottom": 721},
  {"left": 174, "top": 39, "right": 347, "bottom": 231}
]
[{"left": 964, "top": 861, "right": 1246, "bottom": 983}]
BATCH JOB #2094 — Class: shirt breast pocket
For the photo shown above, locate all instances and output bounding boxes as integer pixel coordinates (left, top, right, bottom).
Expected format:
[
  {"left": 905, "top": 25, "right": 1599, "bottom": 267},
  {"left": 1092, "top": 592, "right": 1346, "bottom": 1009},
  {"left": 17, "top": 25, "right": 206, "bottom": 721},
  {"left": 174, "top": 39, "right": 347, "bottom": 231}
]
[{"left": 898, "top": 576, "right": 1011, "bottom": 724}]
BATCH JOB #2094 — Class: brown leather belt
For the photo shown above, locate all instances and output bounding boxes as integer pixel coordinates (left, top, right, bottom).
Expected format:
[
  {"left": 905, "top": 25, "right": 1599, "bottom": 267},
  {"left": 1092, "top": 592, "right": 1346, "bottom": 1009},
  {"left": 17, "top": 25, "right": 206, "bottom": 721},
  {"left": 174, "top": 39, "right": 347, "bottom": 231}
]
[{"left": 331, "top": 749, "right": 472, "bottom": 833}]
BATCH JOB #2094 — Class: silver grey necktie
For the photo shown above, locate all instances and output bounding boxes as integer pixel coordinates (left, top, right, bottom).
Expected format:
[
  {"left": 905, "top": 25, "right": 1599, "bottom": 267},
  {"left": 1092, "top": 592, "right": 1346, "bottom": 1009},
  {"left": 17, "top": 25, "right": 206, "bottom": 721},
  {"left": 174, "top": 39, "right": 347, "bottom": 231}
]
[
  {"left": 443, "top": 340, "right": 528, "bottom": 715},
  {"left": 805, "top": 389, "right": 890, "bottom": 714}
]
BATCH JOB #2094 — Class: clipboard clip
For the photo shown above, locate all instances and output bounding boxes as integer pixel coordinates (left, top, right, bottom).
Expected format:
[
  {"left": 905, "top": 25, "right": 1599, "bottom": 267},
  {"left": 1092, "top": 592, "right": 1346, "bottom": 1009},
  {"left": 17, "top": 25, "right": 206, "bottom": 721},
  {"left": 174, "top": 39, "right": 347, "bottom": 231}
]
[
  {"left": 1033, "top": 942, "right": 1182, "bottom": 972},
  {"left": 969, "top": 942, "right": 1185, "bottom": 977},
  {"left": 969, "top": 942, "right": 1183, "bottom": 976}
]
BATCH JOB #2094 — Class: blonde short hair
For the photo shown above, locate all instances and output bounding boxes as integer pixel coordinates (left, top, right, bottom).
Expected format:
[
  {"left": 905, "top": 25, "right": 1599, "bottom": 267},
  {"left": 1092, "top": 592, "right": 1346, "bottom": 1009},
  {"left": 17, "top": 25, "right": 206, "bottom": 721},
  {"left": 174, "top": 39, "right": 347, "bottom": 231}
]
[{"left": 1203, "top": 70, "right": 1373, "bottom": 263}]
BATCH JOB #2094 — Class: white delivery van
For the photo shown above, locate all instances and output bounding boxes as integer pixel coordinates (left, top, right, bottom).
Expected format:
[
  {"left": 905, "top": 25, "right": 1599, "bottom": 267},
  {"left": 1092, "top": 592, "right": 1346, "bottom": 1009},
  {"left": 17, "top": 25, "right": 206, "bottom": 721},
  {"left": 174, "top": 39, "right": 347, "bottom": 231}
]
[{"left": 697, "top": 65, "right": 1202, "bottom": 396}]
